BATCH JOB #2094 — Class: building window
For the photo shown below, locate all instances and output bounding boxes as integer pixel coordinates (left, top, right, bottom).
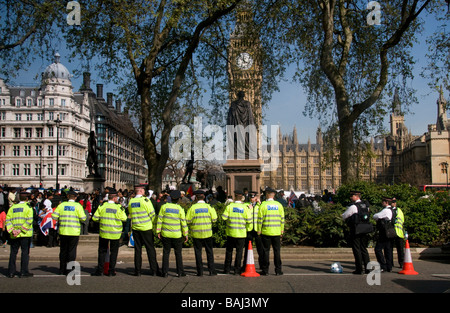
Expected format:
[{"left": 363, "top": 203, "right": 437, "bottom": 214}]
[
  {"left": 15, "top": 113, "right": 21, "bottom": 121},
  {"left": 25, "top": 128, "right": 32, "bottom": 138},
  {"left": 1, "top": 164, "right": 4, "bottom": 176},
  {"left": 23, "top": 164, "right": 30, "bottom": 176},
  {"left": 313, "top": 167, "right": 320, "bottom": 175},
  {"left": 61, "top": 99, "right": 66, "bottom": 107},
  {"left": 16, "top": 99, "right": 21, "bottom": 107},
  {"left": 48, "top": 112, "right": 54, "bottom": 120},
  {"left": 48, "top": 126, "right": 54, "bottom": 137},
  {"left": 27, "top": 99, "right": 33, "bottom": 106},
  {"left": 48, "top": 145, "right": 53, "bottom": 156},
  {"left": 49, "top": 98, "right": 54, "bottom": 106},
  {"left": 36, "top": 128, "right": 43, "bottom": 138},
  {"left": 37, "top": 113, "right": 43, "bottom": 121},
  {"left": 12, "top": 164, "right": 20, "bottom": 176},
  {"left": 0, "top": 112, "right": 5, "bottom": 120},
  {"left": 26, "top": 113, "right": 32, "bottom": 120},
  {"left": 0, "top": 145, "right": 4, "bottom": 156},
  {"left": 35, "top": 164, "right": 41, "bottom": 176},
  {"left": 1, "top": 127, "right": 5, "bottom": 137},
  {"left": 35, "top": 146, "right": 42, "bottom": 156},
  {"left": 13, "top": 145, "right": 20, "bottom": 156},
  {"left": 24, "top": 145, "right": 31, "bottom": 156},
  {"left": 47, "top": 164, "right": 53, "bottom": 176},
  {"left": 38, "top": 99, "right": 43, "bottom": 106}
]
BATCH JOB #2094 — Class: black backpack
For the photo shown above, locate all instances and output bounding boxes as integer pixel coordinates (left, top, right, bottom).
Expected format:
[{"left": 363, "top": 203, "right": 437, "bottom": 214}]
[{"left": 352, "top": 201, "right": 374, "bottom": 235}]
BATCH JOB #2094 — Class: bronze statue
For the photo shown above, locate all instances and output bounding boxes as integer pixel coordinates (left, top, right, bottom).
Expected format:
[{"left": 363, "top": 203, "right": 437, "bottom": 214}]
[
  {"left": 86, "top": 131, "right": 100, "bottom": 177},
  {"left": 227, "top": 91, "right": 256, "bottom": 159}
]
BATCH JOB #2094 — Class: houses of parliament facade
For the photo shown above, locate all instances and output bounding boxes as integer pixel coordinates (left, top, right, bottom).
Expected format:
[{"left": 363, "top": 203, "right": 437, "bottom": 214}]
[{"left": 261, "top": 87, "right": 449, "bottom": 193}]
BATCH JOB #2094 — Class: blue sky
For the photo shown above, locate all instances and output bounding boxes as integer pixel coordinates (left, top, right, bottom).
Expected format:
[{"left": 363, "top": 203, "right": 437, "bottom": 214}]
[{"left": 8, "top": 7, "right": 447, "bottom": 145}]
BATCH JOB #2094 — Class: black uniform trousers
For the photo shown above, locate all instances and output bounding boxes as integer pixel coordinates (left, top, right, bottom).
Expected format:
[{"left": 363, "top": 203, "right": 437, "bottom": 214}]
[
  {"left": 132, "top": 229, "right": 160, "bottom": 275},
  {"left": 349, "top": 233, "right": 371, "bottom": 273},
  {"left": 8, "top": 237, "right": 31, "bottom": 275},
  {"left": 391, "top": 237, "right": 405, "bottom": 267},
  {"left": 224, "top": 236, "right": 245, "bottom": 274},
  {"left": 193, "top": 237, "right": 215, "bottom": 275},
  {"left": 97, "top": 237, "right": 120, "bottom": 274},
  {"left": 261, "top": 235, "right": 282, "bottom": 274},
  {"left": 375, "top": 234, "right": 393, "bottom": 272},
  {"left": 59, "top": 235, "right": 79, "bottom": 274},
  {"left": 242, "top": 230, "right": 264, "bottom": 270},
  {"left": 161, "top": 236, "right": 184, "bottom": 275}
]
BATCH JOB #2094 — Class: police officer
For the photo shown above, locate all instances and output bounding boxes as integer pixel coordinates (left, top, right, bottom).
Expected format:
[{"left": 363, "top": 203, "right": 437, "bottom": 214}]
[
  {"left": 391, "top": 198, "right": 405, "bottom": 268},
  {"left": 6, "top": 192, "right": 34, "bottom": 278},
  {"left": 91, "top": 189, "right": 127, "bottom": 276},
  {"left": 222, "top": 190, "right": 252, "bottom": 275},
  {"left": 128, "top": 184, "right": 160, "bottom": 276},
  {"left": 52, "top": 190, "right": 86, "bottom": 275},
  {"left": 242, "top": 191, "right": 264, "bottom": 272},
  {"left": 373, "top": 197, "right": 394, "bottom": 272},
  {"left": 157, "top": 190, "right": 189, "bottom": 277},
  {"left": 341, "top": 190, "right": 372, "bottom": 274},
  {"left": 186, "top": 189, "right": 218, "bottom": 276},
  {"left": 257, "top": 187, "right": 285, "bottom": 276}
]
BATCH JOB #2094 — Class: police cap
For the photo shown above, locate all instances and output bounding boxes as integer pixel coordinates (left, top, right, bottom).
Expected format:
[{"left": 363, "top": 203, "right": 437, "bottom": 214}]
[
  {"left": 67, "top": 190, "right": 77, "bottom": 196},
  {"left": 194, "top": 189, "right": 206, "bottom": 195},
  {"left": 249, "top": 191, "right": 258, "bottom": 197},
  {"left": 234, "top": 190, "right": 244, "bottom": 195},
  {"left": 264, "top": 187, "right": 276, "bottom": 194},
  {"left": 170, "top": 190, "right": 181, "bottom": 200},
  {"left": 349, "top": 190, "right": 362, "bottom": 196}
]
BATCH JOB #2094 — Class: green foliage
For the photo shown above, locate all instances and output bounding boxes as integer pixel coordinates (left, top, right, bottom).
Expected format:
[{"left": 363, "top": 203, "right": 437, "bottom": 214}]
[{"left": 155, "top": 181, "right": 449, "bottom": 248}]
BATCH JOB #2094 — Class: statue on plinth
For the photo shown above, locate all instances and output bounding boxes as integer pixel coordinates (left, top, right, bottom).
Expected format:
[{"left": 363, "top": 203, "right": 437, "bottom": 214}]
[{"left": 227, "top": 91, "right": 257, "bottom": 159}]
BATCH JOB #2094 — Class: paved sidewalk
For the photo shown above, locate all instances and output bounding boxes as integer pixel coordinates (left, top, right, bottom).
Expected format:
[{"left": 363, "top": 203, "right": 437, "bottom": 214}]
[{"left": 0, "top": 234, "right": 447, "bottom": 263}]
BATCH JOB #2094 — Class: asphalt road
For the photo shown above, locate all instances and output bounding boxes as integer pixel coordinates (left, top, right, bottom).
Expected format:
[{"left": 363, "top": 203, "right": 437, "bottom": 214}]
[{"left": 1, "top": 258, "right": 449, "bottom": 292}]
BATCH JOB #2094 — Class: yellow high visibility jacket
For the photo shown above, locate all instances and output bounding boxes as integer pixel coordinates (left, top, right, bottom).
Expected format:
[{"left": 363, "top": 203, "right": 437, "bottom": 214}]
[
  {"left": 6, "top": 202, "right": 34, "bottom": 238},
  {"left": 257, "top": 199, "right": 285, "bottom": 236},
  {"left": 128, "top": 195, "right": 156, "bottom": 231},
  {"left": 52, "top": 200, "right": 86, "bottom": 236},
  {"left": 92, "top": 201, "right": 127, "bottom": 240},
  {"left": 393, "top": 206, "right": 405, "bottom": 238},
  {"left": 186, "top": 201, "right": 217, "bottom": 239},
  {"left": 157, "top": 202, "right": 188, "bottom": 238},
  {"left": 222, "top": 201, "right": 251, "bottom": 238}
]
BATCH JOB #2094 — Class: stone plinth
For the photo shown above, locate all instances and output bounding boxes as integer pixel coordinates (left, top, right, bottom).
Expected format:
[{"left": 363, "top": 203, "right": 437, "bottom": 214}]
[
  {"left": 222, "top": 159, "right": 262, "bottom": 195},
  {"left": 83, "top": 175, "right": 105, "bottom": 193}
]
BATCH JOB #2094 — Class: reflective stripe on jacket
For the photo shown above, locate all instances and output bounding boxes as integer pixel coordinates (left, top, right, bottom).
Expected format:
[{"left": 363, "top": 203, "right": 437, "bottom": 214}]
[
  {"left": 52, "top": 200, "right": 86, "bottom": 236},
  {"left": 92, "top": 201, "right": 127, "bottom": 240},
  {"left": 157, "top": 203, "right": 188, "bottom": 238},
  {"left": 257, "top": 200, "right": 285, "bottom": 236},
  {"left": 6, "top": 202, "right": 34, "bottom": 238},
  {"left": 222, "top": 202, "right": 251, "bottom": 238},
  {"left": 186, "top": 202, "right": 217, "bottom": 239},
  {"left": 128, "top": 196, "right": 155, "bottom": 231}
]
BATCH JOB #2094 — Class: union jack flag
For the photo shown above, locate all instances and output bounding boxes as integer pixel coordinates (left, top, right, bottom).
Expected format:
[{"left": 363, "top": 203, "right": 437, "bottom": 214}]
[{"left": 40, "top": 212, "right": 57, "bottom": 236}]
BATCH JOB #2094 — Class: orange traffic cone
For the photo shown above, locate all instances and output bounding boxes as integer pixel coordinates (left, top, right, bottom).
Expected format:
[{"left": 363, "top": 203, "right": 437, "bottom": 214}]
[
  {"left": 103, "top": 245, "right": 110, "bottom": 275},
  {"left": 241, "top": 241, "right": 260, "bottom": 277},
  {"left": 399, "top": 239, "right": 418, "bottom": 275}
]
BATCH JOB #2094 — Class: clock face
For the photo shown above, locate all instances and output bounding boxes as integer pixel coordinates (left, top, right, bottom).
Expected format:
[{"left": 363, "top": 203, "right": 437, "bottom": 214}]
[{"left": 236, "top": 52, "right": 253, "bottom": 70}]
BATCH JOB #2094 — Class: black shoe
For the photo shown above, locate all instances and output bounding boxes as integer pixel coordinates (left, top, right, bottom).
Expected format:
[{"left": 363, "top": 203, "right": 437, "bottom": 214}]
[
  {"left": 91, "top": 271, "right": 103, "bottom": 276},
  {"left": 275, "top": 271, "right": 283, "bottom": 276},
  {"left": 107, "top": 270, "right": 116, "bottom": 277},
  {"left": 260, "top": 271, "right": 269, "bottom": 276},
  {"left": 161, "top": 272, "right": 168, "bottom": 278},
  {"left": 209, "top": 271, "right": 217, "bottom": 276},
  {"left": 223, "top": 270, "right": 230, "bottom": 275},
  {"left": 20, "top": 272, "right": 34, "bottom": 278},
  {"left": 177, "top": 272, "right": 186, "bottom": 277},
  {"left": 7, "top": 273, "right": 15, "bottom": 278},
  {"left": 196, "top": 272, "right": 203, "bottom": 277},
  {"left": 132, "top": 271, "right": 141, "bottom": 276}
]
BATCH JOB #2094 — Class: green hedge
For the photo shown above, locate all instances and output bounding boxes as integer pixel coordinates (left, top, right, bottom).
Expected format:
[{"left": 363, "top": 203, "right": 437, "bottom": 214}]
[{"left": 154, "top": 181, "right": 449, "bottom": 248}]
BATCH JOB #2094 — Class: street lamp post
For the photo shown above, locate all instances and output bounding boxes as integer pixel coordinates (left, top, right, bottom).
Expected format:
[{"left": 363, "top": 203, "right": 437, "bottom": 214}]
[{"left": 54, "top": 114, "right": 62, "bottom": 191}]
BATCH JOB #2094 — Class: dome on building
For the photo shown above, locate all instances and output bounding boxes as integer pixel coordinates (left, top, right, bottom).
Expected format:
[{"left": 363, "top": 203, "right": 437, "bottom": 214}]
[{"left": 43, "top": 53, "right": 71, "bottom": 81}]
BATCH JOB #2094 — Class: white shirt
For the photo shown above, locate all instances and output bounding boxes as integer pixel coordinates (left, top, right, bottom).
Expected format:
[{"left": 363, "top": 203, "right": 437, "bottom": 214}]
[
  {"left": 373, "top": 206, "right": 393, "bottom": 221},
  {"left": 341, "top": 200, "right": 361, "bottom": 220}
]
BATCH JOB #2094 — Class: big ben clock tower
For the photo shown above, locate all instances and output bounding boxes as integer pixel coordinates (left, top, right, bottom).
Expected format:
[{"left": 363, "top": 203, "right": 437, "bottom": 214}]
[
  {"left": 223, "top": 2, "right": 263, "bottom": 196},
  {"left": 227, "top": 3, "right": 262, "bottom": 129}
]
